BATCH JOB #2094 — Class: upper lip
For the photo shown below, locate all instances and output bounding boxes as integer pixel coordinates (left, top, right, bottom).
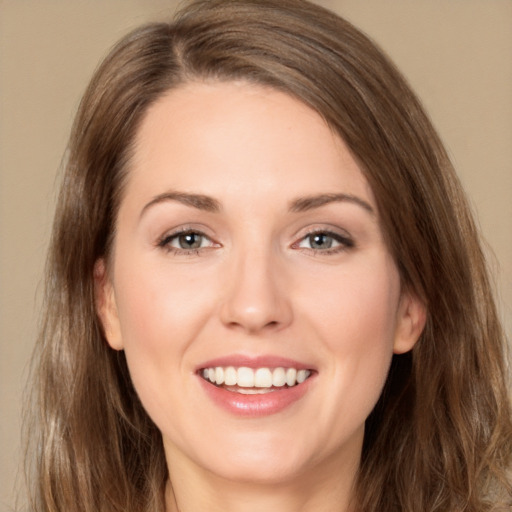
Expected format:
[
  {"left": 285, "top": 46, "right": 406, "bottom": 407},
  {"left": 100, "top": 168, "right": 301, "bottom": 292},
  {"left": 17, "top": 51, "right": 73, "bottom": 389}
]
[{"left": 196, "top": 354, "right": 315, "bottom": 371}]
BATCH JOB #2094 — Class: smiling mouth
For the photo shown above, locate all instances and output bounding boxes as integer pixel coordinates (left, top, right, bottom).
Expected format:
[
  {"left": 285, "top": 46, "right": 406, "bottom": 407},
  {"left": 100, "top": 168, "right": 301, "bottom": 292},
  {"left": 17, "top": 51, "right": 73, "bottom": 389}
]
[{"left": 199, "top": 366, "right": 312, "bottom": 394}]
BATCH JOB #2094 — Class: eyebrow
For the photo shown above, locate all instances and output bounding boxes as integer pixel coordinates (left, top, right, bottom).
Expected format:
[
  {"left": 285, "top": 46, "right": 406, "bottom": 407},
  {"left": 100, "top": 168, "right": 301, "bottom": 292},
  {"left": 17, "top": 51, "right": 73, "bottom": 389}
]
[
  {"left": 140, "top": 191, "right": 222, "bottom": 218},
  {"left": 289, "top": 193, "right": 374, "bottom": 214},
  {"left": 140, "top": 190, "right": 374, "bottom": 219}
]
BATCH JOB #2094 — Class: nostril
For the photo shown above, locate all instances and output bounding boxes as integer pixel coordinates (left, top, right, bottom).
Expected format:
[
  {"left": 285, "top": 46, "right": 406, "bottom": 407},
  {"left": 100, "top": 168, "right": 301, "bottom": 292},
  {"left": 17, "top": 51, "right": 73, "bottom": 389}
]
[{"left": 225, "top": 319, "right": 279, "bottom": 332}]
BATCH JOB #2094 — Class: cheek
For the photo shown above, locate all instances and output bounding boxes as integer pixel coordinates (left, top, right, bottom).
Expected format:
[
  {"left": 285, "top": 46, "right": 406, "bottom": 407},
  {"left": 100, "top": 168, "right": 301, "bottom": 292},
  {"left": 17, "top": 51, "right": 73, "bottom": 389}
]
[
  {"left": 297, "top": 255, "right": 401, "bottom": 420},
  {"left": 115, "top": 253, "right": 216, "bottom": 344},
  {"left": 111, "top": 255, "right": 219, "bottom": 413},
  {"left": 302, "top": 255, "right": 400, "bottom": 343}
]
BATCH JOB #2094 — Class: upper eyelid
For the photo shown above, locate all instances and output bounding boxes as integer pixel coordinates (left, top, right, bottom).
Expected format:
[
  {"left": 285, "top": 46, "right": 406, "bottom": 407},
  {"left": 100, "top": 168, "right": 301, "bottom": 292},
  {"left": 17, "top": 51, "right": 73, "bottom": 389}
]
[
  {"left": 294, "top": 225, "right": 353, "bottom": 241},
  {"left": 157, "top": 229, "right": 220, "bottom": 256},
  {"left": 157, "top": 227, "right": 213, "bottom": 247},
  {"left": 155, "top": 224, "right": 354, "bottom": 247},
  {"left": 293, "top": 227, "right": 355, "bottom": 249},
  {"left": 290, "top": 229, "right": 356, "bottom": 251},
  {"left": 158, "top": 225, "right": 213, "bottom": 240},
  {"left": 301, "top": 230, "right": 351, "bottom": 241}
]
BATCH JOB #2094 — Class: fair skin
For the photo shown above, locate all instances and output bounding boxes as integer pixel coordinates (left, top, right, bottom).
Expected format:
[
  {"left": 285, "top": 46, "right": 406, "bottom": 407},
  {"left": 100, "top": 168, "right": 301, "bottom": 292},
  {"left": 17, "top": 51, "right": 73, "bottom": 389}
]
[{"left": 97, "top": 81, "right": 426, "bottom": 512}]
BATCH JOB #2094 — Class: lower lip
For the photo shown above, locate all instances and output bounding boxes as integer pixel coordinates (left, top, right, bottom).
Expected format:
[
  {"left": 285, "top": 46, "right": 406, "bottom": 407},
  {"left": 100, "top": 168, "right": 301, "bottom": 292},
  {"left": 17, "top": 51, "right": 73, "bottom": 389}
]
[{"left": 198, "top": 375, "right": 314, "bottom": 417}]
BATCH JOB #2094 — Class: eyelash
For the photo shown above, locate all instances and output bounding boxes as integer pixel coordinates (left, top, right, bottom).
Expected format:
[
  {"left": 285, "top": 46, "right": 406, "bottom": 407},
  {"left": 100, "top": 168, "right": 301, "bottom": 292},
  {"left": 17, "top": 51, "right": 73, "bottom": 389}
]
[
  {"left": 292, "top": 229, "right": 354, "bottom": 255},
  {"left": 156, "top": 228, "right": 217, "bottom": 255},
  {"left": 156, "top": 228, "right": 354, "bottom": 256}
]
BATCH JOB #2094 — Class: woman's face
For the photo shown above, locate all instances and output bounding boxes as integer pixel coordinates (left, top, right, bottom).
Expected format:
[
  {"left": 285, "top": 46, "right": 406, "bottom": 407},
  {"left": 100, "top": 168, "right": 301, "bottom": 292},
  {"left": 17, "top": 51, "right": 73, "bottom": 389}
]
[{"left": 97, "top": 82, "right": 425, "bottom": 485}]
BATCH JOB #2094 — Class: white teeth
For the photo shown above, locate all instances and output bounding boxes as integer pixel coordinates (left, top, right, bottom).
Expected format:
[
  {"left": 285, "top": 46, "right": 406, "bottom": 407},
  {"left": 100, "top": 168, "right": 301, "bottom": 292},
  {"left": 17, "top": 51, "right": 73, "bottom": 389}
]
[
  {"left": 297, "top": 369, "right": 308, "bottom": 383},
  {"left": 237, "top": 367, "right": 255, "bottom": 387},
  {"left": 224, "top": 366, "right": 237, "bottom": 386},
  {"left": 201, "top": 366, "right": 312, "bottom": 389},
  {"left": 286, "top": 368, "right": 297, "bottom": 386},
  {"left": 215, "top": 367, "right": 224, "bottom": 385},
  {"left": 254, "top": 368, "right": 273, "bottom": 387},
  {"left": 272, "top": 367, "right": 286, "bottom": 387},
  {"left": 236, "top": 387, "right": 277, "bottom": 395}
]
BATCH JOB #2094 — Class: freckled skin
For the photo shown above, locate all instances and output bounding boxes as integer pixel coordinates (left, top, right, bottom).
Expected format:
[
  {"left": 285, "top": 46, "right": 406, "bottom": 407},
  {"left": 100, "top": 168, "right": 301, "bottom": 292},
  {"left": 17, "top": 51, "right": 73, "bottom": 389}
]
[{"left": 98, "top": 82, "right": 425, "bottom": 511}]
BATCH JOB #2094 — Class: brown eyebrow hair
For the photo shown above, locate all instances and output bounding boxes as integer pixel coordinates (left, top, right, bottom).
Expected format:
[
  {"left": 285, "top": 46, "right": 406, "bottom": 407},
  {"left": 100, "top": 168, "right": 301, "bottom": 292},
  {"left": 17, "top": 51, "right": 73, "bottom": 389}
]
[
  {"left": 289, "top": 193, "right": 374, "bottom": 214},
  {"left": 140, "top": 191, "right": 222, "bottom": 218},
  {"left": 140, "top": 191, "right": 374, "bottom": 219}
]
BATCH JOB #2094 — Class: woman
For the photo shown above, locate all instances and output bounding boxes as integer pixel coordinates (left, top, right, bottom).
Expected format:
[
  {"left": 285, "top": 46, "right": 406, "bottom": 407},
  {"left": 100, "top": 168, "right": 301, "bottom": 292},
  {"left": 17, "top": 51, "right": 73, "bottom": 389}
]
[{"left": 27, "top": 0, "right": 511, "bottom": 510}]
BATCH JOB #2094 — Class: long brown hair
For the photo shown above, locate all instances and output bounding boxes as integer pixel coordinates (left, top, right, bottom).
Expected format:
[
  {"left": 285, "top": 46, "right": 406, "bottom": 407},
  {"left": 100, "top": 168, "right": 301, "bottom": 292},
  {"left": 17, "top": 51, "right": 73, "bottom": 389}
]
[{"left": 27, "top": 0, "right": 511, "bottom": 510}]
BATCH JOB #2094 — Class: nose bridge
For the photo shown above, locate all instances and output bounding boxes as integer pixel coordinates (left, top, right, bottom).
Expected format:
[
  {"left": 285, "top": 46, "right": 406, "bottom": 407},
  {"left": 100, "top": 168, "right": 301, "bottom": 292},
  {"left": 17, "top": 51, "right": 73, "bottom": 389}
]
[{"left": 220, "top": 238, "right": 292, "bottom": 333}]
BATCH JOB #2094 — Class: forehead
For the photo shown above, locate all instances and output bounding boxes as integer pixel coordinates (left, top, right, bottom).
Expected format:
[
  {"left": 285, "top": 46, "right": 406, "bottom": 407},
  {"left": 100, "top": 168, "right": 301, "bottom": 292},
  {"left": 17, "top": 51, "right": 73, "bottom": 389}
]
[{"left": 126, "top": 81, "right": 373, "bottom": 210}]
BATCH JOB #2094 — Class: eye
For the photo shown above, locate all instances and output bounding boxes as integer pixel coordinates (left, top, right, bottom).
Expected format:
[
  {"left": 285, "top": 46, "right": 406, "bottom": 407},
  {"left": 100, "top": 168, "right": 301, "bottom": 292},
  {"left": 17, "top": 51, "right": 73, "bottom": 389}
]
[
  {"left": 157, "top": 229, "right": 217, "bottom": 253},
  {"left": 173, "top": 232, "right": 208, "bottom": 249},
  {"left": 296, "top": 230, "right": 354, "bottom": 253}
]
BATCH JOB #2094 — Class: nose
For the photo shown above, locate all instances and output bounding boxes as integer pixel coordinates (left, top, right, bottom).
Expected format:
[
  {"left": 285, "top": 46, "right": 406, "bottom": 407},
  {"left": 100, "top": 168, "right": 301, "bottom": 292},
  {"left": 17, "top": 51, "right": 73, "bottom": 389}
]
[{"left": 219, "top": 247, "right": 293, "bottom": 334}]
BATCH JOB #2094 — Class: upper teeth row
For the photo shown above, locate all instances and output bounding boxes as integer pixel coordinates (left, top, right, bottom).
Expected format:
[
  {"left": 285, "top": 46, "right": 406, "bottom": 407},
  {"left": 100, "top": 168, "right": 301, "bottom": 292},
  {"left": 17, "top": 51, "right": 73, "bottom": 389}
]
[{"left": 202, "top": 367, "right": 311, "bottom": 388}]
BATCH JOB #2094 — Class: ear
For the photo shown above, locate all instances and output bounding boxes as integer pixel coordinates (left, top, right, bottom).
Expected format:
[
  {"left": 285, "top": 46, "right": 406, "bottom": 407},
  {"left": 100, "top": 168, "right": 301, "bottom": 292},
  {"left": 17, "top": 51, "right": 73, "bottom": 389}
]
[
  {"left": 94, "top": 259, "right": 124, "bottom": 350},
  {"left": 393, "top": 288, "right": 427, "bottom": 354}
]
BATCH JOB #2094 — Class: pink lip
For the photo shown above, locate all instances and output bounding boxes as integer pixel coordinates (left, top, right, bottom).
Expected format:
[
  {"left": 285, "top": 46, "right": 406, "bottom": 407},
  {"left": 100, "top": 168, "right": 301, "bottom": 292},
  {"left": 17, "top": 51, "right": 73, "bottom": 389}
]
[
  {"left": 196, "top": 354, "right": 316, "bottom": 418},
  {"left": 198, "top": 376, "right": 314, "bottom": 417},
  {"left": 196, "top": 354, "right": 314, "bottom": 371}
]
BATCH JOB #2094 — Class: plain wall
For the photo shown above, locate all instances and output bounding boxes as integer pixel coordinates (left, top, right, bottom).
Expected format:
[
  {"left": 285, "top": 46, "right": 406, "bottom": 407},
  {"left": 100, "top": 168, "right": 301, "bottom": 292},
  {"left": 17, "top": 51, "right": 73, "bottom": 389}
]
[{"left": 1, "top": 1, "right": 511, "bottom": 508}]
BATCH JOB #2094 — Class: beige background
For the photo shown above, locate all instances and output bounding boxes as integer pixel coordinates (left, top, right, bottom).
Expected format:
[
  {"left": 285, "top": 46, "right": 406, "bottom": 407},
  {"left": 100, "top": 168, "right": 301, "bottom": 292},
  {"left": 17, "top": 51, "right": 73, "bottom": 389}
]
[{"left": 1, "top": 0, "right": 511, "bottom": 509}]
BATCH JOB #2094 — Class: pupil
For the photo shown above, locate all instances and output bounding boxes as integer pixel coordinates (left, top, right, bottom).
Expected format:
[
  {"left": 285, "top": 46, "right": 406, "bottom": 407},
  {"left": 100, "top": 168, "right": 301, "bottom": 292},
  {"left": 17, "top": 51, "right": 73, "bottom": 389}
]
[
  {"left": 179, "top": 233, "right": 201, "bottom": 249},
  {"left": 311, "top": 233, "right": 332, "bottom": 249}
]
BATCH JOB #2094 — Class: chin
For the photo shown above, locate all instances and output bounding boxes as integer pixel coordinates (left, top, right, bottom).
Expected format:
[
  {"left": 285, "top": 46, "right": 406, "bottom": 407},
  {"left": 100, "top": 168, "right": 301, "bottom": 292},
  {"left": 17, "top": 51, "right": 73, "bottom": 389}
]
[
  {"left": 207, "top": 454, "right": 310, "bottom": 486},
  {"left": 192, "top": 429, "right": 326, "bottom": 485}
]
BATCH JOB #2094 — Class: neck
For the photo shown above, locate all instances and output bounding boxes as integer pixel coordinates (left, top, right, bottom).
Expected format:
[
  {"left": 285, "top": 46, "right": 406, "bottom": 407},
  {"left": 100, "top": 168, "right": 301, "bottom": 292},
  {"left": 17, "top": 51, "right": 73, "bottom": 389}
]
[{"left": 164, "top": 448, "right": 359, "bottom": 512}]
